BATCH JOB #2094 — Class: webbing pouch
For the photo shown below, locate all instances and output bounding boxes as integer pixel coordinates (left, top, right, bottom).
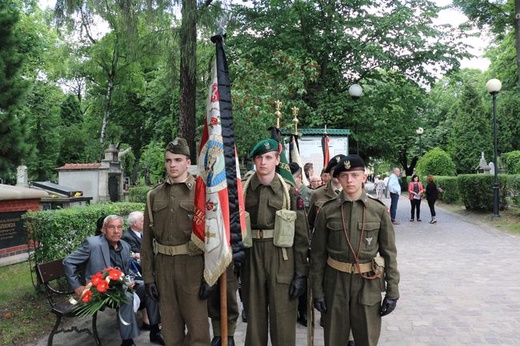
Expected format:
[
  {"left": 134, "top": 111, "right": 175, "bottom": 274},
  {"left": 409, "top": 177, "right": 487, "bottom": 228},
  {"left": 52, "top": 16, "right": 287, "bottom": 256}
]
[
  {"left": 242, "top": 211, "right": 253, "bottom": 248},
  {"left": 273, "top": 209, "right": 296, "bottom": 248}
]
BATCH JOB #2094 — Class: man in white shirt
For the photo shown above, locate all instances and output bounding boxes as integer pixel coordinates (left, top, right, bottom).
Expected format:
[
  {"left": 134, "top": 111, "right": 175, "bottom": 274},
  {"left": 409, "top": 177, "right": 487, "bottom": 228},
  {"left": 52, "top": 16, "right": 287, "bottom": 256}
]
[{"left": 387, "top": 168, "right": 402, "bottom": 225}]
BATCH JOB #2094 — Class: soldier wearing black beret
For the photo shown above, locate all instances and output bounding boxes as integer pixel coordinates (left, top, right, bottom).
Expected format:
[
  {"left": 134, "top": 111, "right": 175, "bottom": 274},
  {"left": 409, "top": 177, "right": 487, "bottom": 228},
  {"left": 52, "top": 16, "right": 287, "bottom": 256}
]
[{"left": 310, "top": 154, "right": 400, "bottom": 346}]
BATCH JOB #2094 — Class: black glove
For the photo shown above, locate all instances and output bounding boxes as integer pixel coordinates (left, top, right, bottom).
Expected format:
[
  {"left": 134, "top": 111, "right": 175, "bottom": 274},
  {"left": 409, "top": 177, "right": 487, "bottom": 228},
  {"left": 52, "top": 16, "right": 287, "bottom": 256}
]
[
  {"left": 231, "top": 232, "right": 246, "bottom": 264},
  {"left": 288, "top": 272, "right": 307, "bottom": 299},
  {"left": 313, "top": 297, "right": 327, "bottom": 313},
  {"left": 198, "top": 281, "right": 216, "bottom": 300},
  {"left": 145, "top": 282, "right": 159, "bottom": 302},
  {"left": 380, "top": 296, "right": 398, "bottom": 316}
]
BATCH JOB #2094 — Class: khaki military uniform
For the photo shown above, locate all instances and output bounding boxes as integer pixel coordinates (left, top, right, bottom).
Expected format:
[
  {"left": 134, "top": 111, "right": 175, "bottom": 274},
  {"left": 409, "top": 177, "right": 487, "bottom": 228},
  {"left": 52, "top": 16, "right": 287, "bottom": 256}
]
[
  {"left": 243, "top": 173, "right": 309, "bottom": 346},
  {"left": 307, "top": 180, "right": 340, "bottom": 230},
  {"left": 141, "top": 175, "right": 210, "bottom": 346},
  {"left": 310, "top": 191, "right": 399, "bottom": 346}
]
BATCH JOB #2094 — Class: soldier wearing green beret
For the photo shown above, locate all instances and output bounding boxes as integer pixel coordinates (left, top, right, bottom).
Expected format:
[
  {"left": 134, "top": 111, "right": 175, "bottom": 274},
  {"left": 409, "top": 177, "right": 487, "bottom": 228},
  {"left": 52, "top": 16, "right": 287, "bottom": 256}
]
[
  {"left": 141, "top": 138, "right": 211, "bottom": 346},
  {"left": 310, "top": 154, "right": 400, "bottom": 346},
  {"left": 242, "top": 139, "right": 310, "bottom": 346}
]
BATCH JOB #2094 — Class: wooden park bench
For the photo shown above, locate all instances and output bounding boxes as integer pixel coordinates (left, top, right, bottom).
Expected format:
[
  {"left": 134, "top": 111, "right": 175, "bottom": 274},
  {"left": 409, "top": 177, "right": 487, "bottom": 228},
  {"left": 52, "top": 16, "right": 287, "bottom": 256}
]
[{"left": 36, "top": 259, "right": 101, "bottom": 346}]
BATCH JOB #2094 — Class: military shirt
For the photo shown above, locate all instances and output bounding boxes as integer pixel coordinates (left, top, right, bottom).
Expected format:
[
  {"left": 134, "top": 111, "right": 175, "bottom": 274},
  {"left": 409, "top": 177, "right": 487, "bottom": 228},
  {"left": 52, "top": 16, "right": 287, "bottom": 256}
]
[
  {"left": 245, "top": 173, "right": 309, "bottom": 274},
  {"left": 141, "top": 174, "right": 197, "bottom": 283},
  {"left": 307, "top": 179, "right": 339, "bottom": 229},
  {"left": 310, "top": 191, "right": 400, "bottom": 299}
]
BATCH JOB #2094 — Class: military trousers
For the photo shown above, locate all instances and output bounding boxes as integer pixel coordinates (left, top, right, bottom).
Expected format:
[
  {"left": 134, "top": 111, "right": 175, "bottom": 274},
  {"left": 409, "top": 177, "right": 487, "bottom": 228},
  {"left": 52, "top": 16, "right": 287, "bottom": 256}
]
[
  {"left": 207, "top": 264, "right": 240, "bottom": 336},
  {"left": 242, "top": 239, "right": 298, "bottom": 346},
  {"left": 322, "top": 265, "right": 383, "bottom": 346},
  {"left": 155, "top": 253, "right": 210, "bottom": 346}
]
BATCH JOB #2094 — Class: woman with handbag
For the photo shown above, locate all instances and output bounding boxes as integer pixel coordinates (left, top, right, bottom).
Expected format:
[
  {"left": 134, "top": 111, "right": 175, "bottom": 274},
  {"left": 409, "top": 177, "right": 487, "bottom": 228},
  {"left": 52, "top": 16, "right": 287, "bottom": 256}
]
[{"left": 408, "top": 175, "right": 424, "bottom": 222}]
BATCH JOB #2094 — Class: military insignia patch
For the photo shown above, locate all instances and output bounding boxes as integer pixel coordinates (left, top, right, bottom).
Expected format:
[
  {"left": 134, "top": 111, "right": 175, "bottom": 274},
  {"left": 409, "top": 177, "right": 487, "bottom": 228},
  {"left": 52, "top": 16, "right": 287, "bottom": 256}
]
[
  {"left": 171, "top": 139, "right": 178, "bottom": 146},
  {"left": 344, "top": 160, "right": 351, "bottom": 170},
  {"left": 297, "top": 195, "right": 305, "bottom": 210},
  {"left": 365, "top": 237, "right": 373, "bottom": 246},
  {"left": 264, "top": 142, "right": 271, "bottom": 150},
  {"left": 335, "top": 155, "right": 341, "bottom": 162}
]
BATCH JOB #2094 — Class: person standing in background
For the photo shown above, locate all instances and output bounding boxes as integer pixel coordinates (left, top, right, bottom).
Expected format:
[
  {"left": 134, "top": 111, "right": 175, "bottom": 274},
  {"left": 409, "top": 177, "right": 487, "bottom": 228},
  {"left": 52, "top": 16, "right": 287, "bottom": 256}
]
[
  {"left": 425, "top": 174, "right": 440, "bottom": 224},
  {"left": 387, "top": 168, "right": 402, "bottom": 225},
  {"left": 407, "top": 175, "right": 424, "bottom": 222}
]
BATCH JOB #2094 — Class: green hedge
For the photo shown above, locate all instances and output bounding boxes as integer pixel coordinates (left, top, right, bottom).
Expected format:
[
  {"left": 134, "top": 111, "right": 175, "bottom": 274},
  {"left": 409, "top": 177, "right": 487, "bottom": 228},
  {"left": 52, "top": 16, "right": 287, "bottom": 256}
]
[
  {"left": 502, "top": 151, "right": 520, "bottom": 174},
  {"left": 432, "top": 176, "right": 460, "bottom": 204},
  {"left": 457, "top": 174, "right": 509, "bottom": 211},
  {"left": 128, "top": 185, "right": 153, "bottom": 203},
  {"left": 24, "top": 202, "right": 144, "bottom": 264}
]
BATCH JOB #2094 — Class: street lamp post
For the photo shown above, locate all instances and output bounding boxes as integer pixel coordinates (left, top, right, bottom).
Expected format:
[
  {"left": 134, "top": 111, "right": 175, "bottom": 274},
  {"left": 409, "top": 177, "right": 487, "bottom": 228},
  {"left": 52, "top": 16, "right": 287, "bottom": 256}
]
[
  {"left": 348, "top": 84, "right": 363, "bottom": 155},
  {"left": 485, "top": 78, "right": 502, "bottom": 219},
  {"left": 416, "top": 127, "right": 424, "bottom": 156}
]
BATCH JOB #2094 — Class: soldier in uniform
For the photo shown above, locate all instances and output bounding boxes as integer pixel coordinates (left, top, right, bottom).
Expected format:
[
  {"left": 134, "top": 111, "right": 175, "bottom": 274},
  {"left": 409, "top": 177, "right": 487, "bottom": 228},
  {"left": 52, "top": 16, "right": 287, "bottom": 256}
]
[
  {"left": 310, "top": 154, "right": 400, "bottom": 346},
  {"left": 242, "top": 139, "right": 309, "bottom": 346},
  {"left": 307, "top": 154, "right": 346, "bottom": 231},
  {"left": 141, "top": 138, "right": 211, "bottom": 346}
]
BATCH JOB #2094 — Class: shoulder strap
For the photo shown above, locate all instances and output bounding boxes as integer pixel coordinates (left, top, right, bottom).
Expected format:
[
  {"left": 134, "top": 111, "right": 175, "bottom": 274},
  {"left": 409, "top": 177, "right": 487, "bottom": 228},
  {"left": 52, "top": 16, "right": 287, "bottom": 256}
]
[
  {"left": 146, "top": 190, "right": 154, "bottom": 227},
  {"left": 242, "top": 173, "right": 290, "bottom": 210}
]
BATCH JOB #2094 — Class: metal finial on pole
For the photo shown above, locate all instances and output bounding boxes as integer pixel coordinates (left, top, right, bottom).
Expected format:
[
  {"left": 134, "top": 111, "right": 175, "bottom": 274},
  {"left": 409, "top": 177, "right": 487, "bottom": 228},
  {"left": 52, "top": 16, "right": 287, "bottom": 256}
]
[
  {"left": 275, "top": 100, "right": 283, "bottom": 129},
  {"left": 292, "top": 106, "right": 299, "bottom": 135}
]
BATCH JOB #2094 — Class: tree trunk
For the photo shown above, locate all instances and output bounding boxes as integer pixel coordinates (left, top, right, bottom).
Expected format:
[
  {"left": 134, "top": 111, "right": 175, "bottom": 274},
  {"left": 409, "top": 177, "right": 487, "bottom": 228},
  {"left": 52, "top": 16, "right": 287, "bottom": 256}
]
[
  {"left": 100, "top": 41, "right": 119, "bottom": 145},
  {"left": 178, "top": 0, "right": 197, "bottom": 162},
  {"left": 515, "top": 0, "right": 520, "bottom": 86}
]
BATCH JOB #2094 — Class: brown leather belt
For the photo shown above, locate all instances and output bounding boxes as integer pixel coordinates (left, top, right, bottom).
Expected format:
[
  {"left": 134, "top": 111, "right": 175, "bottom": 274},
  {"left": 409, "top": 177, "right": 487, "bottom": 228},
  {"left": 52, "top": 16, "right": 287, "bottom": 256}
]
[{"left": 327, "top": 256, "right": 372, "bottom": 274}]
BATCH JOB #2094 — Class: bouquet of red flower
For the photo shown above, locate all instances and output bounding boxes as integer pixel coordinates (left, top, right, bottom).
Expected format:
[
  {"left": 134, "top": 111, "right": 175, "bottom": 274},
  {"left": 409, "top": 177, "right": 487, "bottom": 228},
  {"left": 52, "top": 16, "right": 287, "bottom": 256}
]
[{"left": 72, "top": 267, "right": 134, "bottom": 317}]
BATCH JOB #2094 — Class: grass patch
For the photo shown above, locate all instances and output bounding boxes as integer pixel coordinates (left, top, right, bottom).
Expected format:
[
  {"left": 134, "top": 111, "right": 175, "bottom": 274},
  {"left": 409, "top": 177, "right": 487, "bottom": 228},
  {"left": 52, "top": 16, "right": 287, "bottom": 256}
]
[{"left": 0, "top": 261, "right": 55, "bottom": 345}]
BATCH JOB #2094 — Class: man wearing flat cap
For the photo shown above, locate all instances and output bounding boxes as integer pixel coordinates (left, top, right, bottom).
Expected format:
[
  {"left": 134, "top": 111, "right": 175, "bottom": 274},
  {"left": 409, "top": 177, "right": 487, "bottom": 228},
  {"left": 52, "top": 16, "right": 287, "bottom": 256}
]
[
  {"left": 310, "top": 154, "right": 400, "bottom": 346},
  {"left": 241, "top": 139, "right": 309, "bottom": 346},
  {"left": 141, "top": 137, "right": 210, "bottom": 345}
]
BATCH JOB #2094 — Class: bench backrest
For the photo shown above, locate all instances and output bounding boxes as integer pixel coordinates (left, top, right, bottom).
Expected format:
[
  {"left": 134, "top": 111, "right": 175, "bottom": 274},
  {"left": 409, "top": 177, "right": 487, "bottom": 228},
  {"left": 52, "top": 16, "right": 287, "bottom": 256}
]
[{"left": 37, "top": 259, "right": 66, "bottom": 284}]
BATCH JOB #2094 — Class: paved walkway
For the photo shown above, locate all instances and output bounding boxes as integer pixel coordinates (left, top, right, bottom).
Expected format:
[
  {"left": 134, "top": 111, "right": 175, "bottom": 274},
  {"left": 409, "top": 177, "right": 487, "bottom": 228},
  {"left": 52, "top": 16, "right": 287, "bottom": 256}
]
[{"left": 34, "top": 192, "right": 520, "bottom": 345}]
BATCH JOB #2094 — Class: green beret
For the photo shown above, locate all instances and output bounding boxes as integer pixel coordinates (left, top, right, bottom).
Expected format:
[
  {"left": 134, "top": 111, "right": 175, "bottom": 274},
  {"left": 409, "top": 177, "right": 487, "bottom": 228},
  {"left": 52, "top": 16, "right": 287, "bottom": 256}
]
[
  {"left": 333, "top": 154, "right": 366, "bottom": 178},
  {"left": 165, "top": 137, "right": 190, "bottom": 156},
  {"left": 324, "top": 154, "right": 346, "bottom": 174},
  {"left": 248, "top": 139, "right": 279, "bottom": 158}
]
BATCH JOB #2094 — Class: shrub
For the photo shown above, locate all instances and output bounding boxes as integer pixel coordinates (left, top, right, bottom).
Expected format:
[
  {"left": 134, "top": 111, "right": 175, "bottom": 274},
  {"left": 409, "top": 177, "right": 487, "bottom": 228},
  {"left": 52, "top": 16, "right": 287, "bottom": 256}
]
[
  {"left": 24, "top": 202, "right": 144, "bottom": 264},
  {"left": 128, "top": 185, "right": 153, "bottom": 203},
  {"left": 415, "top": 147, "right": 457, "bottom": 178},
  {"left": 502, "top": 151, "right": 520, "bottom": 174},
  {"left": 433, "top": 176, "right": 459, "bottom": 204},
  {"left": 457, "top": 174, "right": 508, "bottom": 211}
]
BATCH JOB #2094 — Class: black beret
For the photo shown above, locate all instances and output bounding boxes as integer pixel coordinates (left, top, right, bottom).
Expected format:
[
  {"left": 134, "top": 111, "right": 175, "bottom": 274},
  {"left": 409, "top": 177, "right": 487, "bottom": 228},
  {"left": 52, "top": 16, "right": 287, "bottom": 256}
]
[
  {"left": 332, "top": 154, "right": 366, "bottom": 178},
  {"left": 165, "top": 137, "right": 190, "bottom": 156},
  {"left": 289, "top": 162, "right": 301, "bottom": 175},
  {"left": 324, "top": 154, "right": 346, "bottom": 174},
  {"left": 248, "top": 139, "right": 279, "bottom": 158}
]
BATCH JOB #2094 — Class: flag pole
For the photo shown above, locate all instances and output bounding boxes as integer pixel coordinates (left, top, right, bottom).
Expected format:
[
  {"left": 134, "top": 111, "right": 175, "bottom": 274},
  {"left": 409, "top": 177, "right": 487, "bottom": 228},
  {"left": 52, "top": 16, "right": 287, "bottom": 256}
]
[{"left": 220, "top": 272, "right": 228, "bottom": 346}]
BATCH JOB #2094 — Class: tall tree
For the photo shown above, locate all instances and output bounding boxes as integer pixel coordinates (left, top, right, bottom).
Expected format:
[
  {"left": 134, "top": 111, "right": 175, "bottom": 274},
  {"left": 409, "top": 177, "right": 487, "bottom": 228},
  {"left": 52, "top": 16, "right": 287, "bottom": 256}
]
[
  {"left": 448, "top": 73, "right": 492, "bottom": 174},
  {"left": 452, "top": 0, "right": 520, "bottom": 85},
  {"left": 0, "top": 2, "right": 31, "bottom": 175}
]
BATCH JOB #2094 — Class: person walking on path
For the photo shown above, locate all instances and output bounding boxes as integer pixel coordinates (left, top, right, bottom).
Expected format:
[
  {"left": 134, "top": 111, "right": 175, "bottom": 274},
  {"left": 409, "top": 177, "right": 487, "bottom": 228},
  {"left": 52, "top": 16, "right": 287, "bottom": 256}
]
[
  {"left": 242, "top": 139, "right": 309, "bottom": 346},
  {"left": 374, "top": 175, "right": 385, "bottom": 200},
  {"left": 141, "top": 138, "right": 211, "bottom": 346},
  {"left": 310, "top": 155, "right": 400, "bottom": 346},
  {"left": 387, "top": 168, "right": 402, "bottom": 225},
  {"left": 407, "top": 174, "right": 424, "bottom": 222},
  {"left": 425, "top": 174, "right": 440, "bottom": 224}
]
